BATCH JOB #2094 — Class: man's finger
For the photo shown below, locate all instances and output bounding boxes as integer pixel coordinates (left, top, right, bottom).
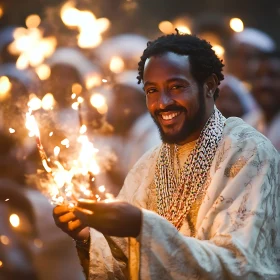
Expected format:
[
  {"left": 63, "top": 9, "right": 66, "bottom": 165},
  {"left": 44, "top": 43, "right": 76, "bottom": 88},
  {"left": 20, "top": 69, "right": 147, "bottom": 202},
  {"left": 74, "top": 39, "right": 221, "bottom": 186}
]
[
  {"left": 59, "top": 212, "right": 76, "bottom": 223},
  {"left": 68, "top": 219, "right": 82, "bottom": 231},
  {"left": 77, "top": 199, "right": 97, "bottom": 211},
  {"left": 53, "top": 205, "right": 70, "bottom": 215}
]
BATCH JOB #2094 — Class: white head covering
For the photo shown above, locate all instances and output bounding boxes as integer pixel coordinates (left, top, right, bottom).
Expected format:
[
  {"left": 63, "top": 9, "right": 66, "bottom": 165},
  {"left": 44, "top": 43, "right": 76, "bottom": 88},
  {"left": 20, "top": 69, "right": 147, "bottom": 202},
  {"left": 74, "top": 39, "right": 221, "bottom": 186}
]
[
  {"left": 47, "top": 47, "right": 101, "bottom": 81},
  {"left": 233, "top": 28, "right": 276, "bottom": 52},
  {"left": 220, "top": 75, "right": 257, "bottom": 114},
  {"left": 114, "top": 70, "right": 143, "bottom": 93},
  {"left": 94, "top": 33, "right": 148, "bottom": 66}
]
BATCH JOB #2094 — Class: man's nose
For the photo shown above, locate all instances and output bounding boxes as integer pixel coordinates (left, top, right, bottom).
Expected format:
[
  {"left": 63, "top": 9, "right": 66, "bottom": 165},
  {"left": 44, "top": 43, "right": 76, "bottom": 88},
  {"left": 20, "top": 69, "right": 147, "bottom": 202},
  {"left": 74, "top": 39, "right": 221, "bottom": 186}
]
[{"left": 158, "top": 91, "right": 174, "bottom": 109}]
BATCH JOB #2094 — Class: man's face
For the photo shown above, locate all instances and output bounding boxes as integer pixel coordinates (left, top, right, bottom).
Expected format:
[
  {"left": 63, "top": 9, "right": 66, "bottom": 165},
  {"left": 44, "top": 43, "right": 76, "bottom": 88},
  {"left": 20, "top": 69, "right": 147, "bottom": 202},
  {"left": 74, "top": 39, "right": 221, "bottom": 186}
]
[
  {"left": 143, "top": 52, "right": 206, "bottom": 144},
  {"left": 252, "top": 58, "right": 280, "bottom": 114}
]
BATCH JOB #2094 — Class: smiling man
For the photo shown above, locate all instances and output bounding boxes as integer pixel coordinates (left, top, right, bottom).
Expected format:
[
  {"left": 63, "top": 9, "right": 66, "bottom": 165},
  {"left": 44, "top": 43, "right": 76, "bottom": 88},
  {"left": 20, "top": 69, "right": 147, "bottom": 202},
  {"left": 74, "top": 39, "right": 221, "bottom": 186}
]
[{"left": 53, "top": 31, "right": 280, "bottom": 280}]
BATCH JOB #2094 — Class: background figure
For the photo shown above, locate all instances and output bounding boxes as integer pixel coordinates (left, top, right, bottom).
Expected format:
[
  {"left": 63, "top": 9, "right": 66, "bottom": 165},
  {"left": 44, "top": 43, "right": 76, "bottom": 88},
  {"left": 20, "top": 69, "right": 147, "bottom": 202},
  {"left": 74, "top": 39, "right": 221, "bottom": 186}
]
[
  {"left": 215, "top": 75, "right": 256, "bottom": 118},
  {"left": 244, "top": 51, "right": 280, "bottom": 151},
  {"left": 225, "top": 28, "right": 276, "bottom": 86}
]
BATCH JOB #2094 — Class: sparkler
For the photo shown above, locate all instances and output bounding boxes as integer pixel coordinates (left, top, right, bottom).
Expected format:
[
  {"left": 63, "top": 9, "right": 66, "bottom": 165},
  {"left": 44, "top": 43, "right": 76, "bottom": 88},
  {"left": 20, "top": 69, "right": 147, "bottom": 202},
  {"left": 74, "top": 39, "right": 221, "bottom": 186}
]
[{"left": 25, "top": 103, "right": 109, "bottom": 206}]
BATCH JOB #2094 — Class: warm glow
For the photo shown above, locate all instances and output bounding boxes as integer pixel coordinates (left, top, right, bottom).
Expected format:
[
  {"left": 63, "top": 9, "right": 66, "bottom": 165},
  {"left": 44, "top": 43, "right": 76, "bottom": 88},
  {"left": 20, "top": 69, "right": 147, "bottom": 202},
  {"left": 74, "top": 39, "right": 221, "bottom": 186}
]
[
  {"left": 98, "top": 185, "right": 106, "bottom": 193},
  {"left": 39, "top": 37, "right": 57, "bottom": 58},
  {"left": 72, "top": 83, "right": 82, "bottom": 94},
  {"left": 77, "top": 96, "right": 84, "bottom": 103},
  {"left": 9, "top": 128, "right": 15, "bottom": 134},
  {"left": 85, "top": 74, "right": 102, "bottom": 89},
  {"left": 0, "top": 76, "right": 12, "bottom": 96},
  {"left": 35, "top": 64, "right": 51, "bottom": 80},
  {"left": 49, "top": 131, "right": 53, "bottom": 137},
  {"left": 158, "top": 21, "right": 174, "bottom": 34},
  {"left": 0, "top": 260, "right": 3, "bottom": 267},
  {"left": 0, "top": 7, "right": 3, "bottom": 19},
  {"left": 9, "top": 214, "right": 20, "bottom": 228},
  {"left": 176, "top": 25, "right": 191, "bottom": 34},
  {"left": 95, "top": 18, "right": 111, "bottom": 33},
  {"left": 230, "top": 18, "right": 244, "bottom": 33},
  {"left": 0, "top": 235, "right": 10, "bottom": 245},
  {"left": 109, "top": 56, "right": 125, "bottom": 74},
  {"left": 72, "top": 102, "right": 79, "bottom": 110},
  {"left": 90, "top": 93, "right": 106, "bottom": 109},
  {"left": 78, "top": 32, "right": 102, "bottom": 48},
  {"left": 25, "top": 112, "right": 40, "bottom": 137},
  {"left": 28, "top": 94, "right": 42, "bottom": 111},
  {"left": 16, "top": 53, "right": 29, "bottom": 70},
  {"left": 42, "top": 93, "right": 55, "bottom": 110},
  {"left": 212, "top": 45, "right": 225, "bottom": 57},
  {"left": 71, "top": 93, "right": 77, "bottom": 99},
  {"left": 60, "top": 2, "right": 81, "bottom": 27},
  {"left": 26, "top": 14, "right": 41, "bottom": 29}
]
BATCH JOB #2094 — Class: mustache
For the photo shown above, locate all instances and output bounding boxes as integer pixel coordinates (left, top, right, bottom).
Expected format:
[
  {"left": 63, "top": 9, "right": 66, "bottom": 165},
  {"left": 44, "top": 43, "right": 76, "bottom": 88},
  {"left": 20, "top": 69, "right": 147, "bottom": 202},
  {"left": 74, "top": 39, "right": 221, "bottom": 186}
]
[{"left": 155, "top": 105, "right": 187, "bottom": 116}]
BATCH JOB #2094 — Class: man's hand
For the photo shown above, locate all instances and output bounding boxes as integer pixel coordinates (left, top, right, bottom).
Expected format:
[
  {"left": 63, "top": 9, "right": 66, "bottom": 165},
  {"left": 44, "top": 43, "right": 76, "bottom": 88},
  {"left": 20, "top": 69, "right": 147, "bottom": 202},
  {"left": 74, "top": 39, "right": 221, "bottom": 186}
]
[
  {"left": 53, "top": 205, "right": 89, "bottom": 241},
  {"left": 74, "top": 201, "right": 142, "bottom": 238}
]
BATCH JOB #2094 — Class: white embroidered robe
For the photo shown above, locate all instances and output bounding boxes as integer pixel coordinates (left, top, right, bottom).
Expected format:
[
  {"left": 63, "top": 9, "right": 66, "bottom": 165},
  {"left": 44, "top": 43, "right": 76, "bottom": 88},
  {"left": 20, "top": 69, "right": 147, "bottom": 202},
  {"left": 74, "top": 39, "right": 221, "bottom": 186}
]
[{"left": 87, "top": 117, "right": 280, "bottom": 279}]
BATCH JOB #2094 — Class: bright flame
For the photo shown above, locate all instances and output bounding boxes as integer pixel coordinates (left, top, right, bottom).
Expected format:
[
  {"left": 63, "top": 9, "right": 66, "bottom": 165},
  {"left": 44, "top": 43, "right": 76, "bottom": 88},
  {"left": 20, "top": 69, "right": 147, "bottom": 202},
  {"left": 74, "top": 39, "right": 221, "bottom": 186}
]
[
  {"left": 158, "top": 21, "right": 174, "bottom": 34},
  {"left": 80, "top": 124, "right": 87, "bottom": 134},
  {"left": 0, "top": 76, "right": 12, "bottom": 97},
  {"left": 42, "top": 93, "right": 55, "bottom": 110},
  {"left": 98, "top": 185, "right": 105, "bottom": 193},
  {"left": 35, "top": 64, "right": 51, "bottom": 80},
  {"left": 26, "top": 14, "right": 41, "bottom": 29},
  {"left": 28, "top": 94, "right": 42, "bottom": 111},
  {"left": 109, "top": 56, "right": 125, "bottom": 74},
  {"left": 230, "top": 18, "right": 244, "bottom": 33},
  {"left": 25, "top": 112, "right": 40, "bottom": 137},
  {"left": 176, "top": 25, "right": 191, "bottom": 34},
  {"left": 54, "top": 146, "right": 60, "bottom": 157},
  {"left": 212, "top": 45, "right": 225, "bottom": 57},
  {"left": 9, "top": 128, "right": 15, "bottom": 134},
  {"left": 9, "top": 214, "right": 20, "bottom": 228},
  {"left": 61, "top": 138, "right": 70, "bottom": 146}
]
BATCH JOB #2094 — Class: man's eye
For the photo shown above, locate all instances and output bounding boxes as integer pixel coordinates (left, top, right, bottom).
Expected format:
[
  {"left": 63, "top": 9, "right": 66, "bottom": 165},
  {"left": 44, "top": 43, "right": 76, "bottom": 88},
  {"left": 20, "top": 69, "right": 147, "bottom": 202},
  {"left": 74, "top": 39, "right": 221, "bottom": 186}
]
[
  {"left": 146, "top": 88, "right": 157, "bottom": 95},
  {"left": 171, "top": 85, "right": 183, "bottom": 90}
]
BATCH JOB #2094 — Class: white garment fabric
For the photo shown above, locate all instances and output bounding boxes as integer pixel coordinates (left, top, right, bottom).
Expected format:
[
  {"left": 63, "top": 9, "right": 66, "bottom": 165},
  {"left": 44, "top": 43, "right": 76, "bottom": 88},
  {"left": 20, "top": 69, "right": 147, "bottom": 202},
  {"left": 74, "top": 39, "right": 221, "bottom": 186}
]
[
  {"left": 244, "top": 109, "right": 280, "bottom": 152},
  {"left": 88, "top": 117, "right": 280, "bottom": 279}
]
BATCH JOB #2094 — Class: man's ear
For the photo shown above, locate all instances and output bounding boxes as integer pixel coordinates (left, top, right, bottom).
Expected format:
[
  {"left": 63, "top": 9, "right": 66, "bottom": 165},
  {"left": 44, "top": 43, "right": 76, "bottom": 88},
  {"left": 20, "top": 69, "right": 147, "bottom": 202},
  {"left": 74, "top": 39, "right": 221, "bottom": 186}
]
[{"left": 204, "top": 74, "right": 219, "bottom": 98}]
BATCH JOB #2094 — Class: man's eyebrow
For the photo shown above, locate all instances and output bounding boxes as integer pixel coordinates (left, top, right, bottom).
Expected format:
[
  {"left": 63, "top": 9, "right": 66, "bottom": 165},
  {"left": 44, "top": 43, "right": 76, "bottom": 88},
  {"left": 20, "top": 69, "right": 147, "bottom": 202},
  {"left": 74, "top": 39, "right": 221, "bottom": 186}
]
[{"left": 143, "top": 81, "right": 156, "bottom": 88}]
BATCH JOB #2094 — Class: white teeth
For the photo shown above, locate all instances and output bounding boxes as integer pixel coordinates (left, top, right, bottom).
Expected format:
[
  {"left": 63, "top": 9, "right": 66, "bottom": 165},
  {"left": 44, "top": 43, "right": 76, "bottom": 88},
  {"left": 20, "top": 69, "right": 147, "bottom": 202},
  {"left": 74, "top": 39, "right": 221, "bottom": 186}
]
[{"left": 161, "top": 112, "right": 180, "bottom": 120}]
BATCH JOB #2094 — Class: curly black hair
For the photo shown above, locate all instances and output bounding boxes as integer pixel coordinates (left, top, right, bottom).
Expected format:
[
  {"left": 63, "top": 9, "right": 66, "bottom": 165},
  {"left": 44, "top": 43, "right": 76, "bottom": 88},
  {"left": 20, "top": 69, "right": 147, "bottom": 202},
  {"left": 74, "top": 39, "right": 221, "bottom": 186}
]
[{"left": 137, "top": 30, "right": 224, "bottom": 100}]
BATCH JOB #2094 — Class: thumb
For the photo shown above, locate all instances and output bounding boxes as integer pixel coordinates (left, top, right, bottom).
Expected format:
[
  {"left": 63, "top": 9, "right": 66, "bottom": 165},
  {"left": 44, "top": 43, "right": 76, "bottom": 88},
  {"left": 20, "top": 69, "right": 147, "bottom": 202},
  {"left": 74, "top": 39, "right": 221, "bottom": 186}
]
[{"left": 77, "top": 199, "right": 96, "bottom": 212}]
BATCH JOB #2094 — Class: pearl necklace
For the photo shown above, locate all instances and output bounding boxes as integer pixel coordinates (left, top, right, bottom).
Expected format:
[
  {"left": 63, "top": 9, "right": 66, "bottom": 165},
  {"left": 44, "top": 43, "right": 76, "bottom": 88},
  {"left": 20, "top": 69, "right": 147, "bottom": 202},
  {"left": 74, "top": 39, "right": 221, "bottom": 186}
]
[{"left": 155, "top": 108, "right": 225, "bottom": 230}]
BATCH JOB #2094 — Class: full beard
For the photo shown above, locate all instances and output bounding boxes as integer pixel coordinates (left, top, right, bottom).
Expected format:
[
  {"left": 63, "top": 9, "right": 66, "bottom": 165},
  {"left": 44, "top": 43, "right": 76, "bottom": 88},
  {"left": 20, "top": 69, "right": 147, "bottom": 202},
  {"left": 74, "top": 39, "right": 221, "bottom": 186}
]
[{"left": 151, "top": 94, "right": 206, "bottom": 144}]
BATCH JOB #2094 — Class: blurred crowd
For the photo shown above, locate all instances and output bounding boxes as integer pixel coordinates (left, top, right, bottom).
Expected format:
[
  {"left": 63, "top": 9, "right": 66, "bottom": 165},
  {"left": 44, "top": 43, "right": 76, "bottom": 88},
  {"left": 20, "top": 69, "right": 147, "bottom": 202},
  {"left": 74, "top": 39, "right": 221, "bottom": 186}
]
[{"left": 0, "top": 2, "right": 280, "bottom": 279}]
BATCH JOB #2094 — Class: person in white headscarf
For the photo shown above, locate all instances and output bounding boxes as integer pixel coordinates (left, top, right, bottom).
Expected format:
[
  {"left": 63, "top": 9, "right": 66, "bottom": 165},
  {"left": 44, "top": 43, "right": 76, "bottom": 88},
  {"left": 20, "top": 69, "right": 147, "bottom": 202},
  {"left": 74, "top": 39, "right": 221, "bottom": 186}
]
[
  {"left": 226, "top": 27, "right": 276, "bottom": 84},
  {"left": 215, "top": 74, "right": 257, "bottom": 118},
  {"left": 244, "top": 50, "right": 280, "bottom": 152}
]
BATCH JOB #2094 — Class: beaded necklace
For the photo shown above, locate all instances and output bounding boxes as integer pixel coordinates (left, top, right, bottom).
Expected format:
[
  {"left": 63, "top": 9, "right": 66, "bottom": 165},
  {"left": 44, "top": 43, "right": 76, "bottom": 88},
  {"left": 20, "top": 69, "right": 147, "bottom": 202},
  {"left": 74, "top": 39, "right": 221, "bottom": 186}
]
[{"left": 155, "top": 108, "right": 225, "bottom": 230}]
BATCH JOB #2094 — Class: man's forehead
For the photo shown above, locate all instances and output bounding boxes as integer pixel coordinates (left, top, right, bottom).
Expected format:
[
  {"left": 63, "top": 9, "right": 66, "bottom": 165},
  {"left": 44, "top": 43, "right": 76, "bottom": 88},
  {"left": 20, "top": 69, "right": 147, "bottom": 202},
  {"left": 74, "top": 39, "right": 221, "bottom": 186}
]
[{"left": 144, "top": 52, "right": 190, "bottom": 66}]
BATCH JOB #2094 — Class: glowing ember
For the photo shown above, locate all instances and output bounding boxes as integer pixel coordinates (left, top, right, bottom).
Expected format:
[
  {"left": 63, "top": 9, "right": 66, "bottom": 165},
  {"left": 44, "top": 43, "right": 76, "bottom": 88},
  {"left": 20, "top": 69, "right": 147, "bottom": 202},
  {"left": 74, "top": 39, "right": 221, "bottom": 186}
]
[
  {"left": 72, "top": 102, "right": 79, "bottom": 110},
  {"left": 61, "top": 138, "right": 70, "bottom": 146},
  {"left": 49, "top": 131, "right": 53, "bottom": 137},
  {"left": 72, "top": 83, "right": 82, "bottom": 95},
  {"left": 9, "top": 128, "right": 15, "bottom": 134},
  {"left": 28, "top": 94, "right": 42, "bottom": 111},
  {"left": 71, "top": 93, "right": 77, "bottom": 99},
  {"left": 90, "top": 93, "right": 108, "bottom": 114},
  {"left": 98, "top": 185, "right": 105, "bottom": 193}
]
